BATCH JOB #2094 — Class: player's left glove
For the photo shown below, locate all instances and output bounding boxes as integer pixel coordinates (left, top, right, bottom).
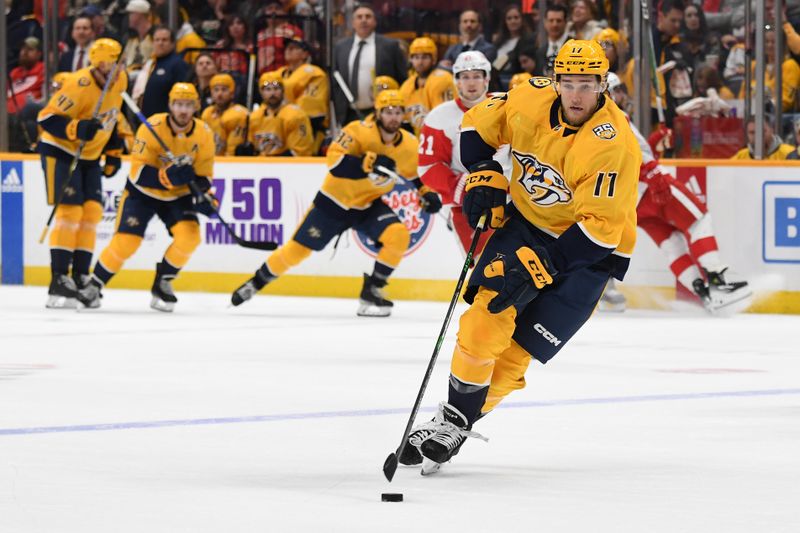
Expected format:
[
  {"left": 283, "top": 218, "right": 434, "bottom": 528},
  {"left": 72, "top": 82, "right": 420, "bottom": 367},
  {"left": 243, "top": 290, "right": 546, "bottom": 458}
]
[
  {"left": 188, "top": 178, "right": 219, "bottom": 217},
  {"left": 418, "top": 185, "right": 442, "bottom": 214},
  {"left": 640, "top": 160, "right": 672, "bottom": 205},
  {"left": 486, "top": 246, "right": 557, "bottom": 314},
  {"left": 159, "top": 164, "right": 196, "bottom": 189},
  {"left": 102, "top": 150, "right": 122, "bottom": 177},
  {"left": 234, "top": 142, "right": 256, "bottom": 156}
]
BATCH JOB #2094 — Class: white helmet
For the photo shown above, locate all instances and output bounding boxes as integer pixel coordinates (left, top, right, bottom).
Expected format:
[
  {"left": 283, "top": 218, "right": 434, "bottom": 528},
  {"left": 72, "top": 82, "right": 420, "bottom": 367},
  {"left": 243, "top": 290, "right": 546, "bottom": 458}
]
[
  {"left": 606, "top": 72, "right": 624, "bottom": 93},
  {"left": 453, "top": 50, "right": 492, "bottom": 78}
]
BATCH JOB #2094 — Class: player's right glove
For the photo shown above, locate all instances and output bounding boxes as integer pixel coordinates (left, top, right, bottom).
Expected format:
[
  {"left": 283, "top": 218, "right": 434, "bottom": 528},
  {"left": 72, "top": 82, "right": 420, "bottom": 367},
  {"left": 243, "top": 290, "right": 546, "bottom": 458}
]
[
  {"left": 362, "top": 151, "right": 396, "bottom": 177},
  {"left": 486, "top": 245, "right": 557, "bottom": 314},
  {"left": 188, "top": 178, "right": 219, "bottom": 217},
  {"left": 67, "top": 118, "right": 102, "bottom": 141},
  {"left": 159, "top": 164, "right": 196, "bottom": 189},
  {"left": 102, "top": 149, "right": 122, "bottom": 177},
  {"left": 234, "top": 142, "right": 256, "bottom": 156},
  {"left": 463, "top": 160, "right": 507, "bottom": 230}
]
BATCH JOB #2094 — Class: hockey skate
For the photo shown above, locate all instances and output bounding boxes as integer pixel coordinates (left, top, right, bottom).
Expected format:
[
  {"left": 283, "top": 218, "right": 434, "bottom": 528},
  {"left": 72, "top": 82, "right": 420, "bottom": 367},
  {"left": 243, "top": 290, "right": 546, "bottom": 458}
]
[
  {"left": 76, "top": 278, "right": 103, "bottom": 309},
  {"left": 357, "top": 273, "right": 393, "bottom": 317},
  {"left": 418, "top": 402, "right": 487, "bottom": 475},
  {"left": 46, "top": 274, "right": 79, "bottom": 309},
  {"left": 150, "top": 263, "right": 178, "bottom": 312},
  {"left": 230, "top": 266, "right": 276, "bottom": 306},
  {"left": 693, "top": 268, "right": 752, "bottom": 316},
  {"left": 398, "top": 420, "right": 442, "bottom": 466},
  {"left": 598, "top": 278, "right": 626, "bottom": 312}
]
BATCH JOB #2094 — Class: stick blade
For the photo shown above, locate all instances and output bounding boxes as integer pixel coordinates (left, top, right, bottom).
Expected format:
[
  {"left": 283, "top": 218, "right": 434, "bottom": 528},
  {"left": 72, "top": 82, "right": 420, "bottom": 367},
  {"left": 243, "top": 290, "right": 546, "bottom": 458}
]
[
  {"left": 383, "top": 452, "right": 398, "bottom": 482},
  {"left": 241, "top": 241, "right": 279, "bottom": 251}
]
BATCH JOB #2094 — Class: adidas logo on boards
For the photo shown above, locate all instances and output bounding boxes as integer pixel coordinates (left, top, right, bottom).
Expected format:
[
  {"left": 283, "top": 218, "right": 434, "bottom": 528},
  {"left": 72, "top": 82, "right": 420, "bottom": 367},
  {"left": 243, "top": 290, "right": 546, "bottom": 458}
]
[{"left": 1, "top": 167, "right": 23, "bottom": 193}]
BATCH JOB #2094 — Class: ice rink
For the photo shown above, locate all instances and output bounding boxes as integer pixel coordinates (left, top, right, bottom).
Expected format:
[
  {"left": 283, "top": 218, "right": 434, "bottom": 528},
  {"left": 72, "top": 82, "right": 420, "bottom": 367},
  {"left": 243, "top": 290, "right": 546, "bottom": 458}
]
[{"left": 1, "top": 285, "right": 799, "bottom": 532}]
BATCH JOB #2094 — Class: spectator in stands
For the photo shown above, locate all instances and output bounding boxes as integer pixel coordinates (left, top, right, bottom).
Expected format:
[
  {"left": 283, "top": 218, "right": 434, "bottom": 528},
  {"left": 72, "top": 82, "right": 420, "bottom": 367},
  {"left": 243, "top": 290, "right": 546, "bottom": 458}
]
[
  {"left": 787, "top": 118, "right": 800, "bottom": 159},
  {"left": 215, "top": 15, "right": 253, "bottom": 76},
  {"left": 277, "top": 38, "right": 330, "bottom": 152},
  {"left": 81, "top": 4, "right": 119, "bottom": 42},
  {"left": 732, "top": 116, "right": 795, "bottom": 159},
  {"left": 122, "top": 0, "right": 155, "bottom": 79},
  {"left": 58, "top": 16, "right": 95, "bottom": 73},
  {"left": 7, "top": 37, "right": 44, "bottom": 116},
  {"left": 201, "top": 73, "right": 249, "bottom": 155},
  {"left": 332, "top": 2, "right": 407, "bottom": 126},
  {"left": 492, "top": 4, "right": 536, "bottom": 90},
  {"left": 244, "top": 71, "right": 314, "bottom": 156},
  {"left": 191, "top": 52, "right": 219, "bottom": 112},
  {"left": 681, "top": 4, "right": 721, "bottom": 70},
  {"left": 722, "top": 25, "right": 746, "bottom": 94},
  {"left": 567, "top": 0, "right": 603, "bottom": 41},
  {"left": 193, "top": 0, "right": 228, "bottom": 43},
  {"left": 5, "top": 0, "right": 43, "bottom": 70},
  {"left": 694, "top": 65, "right": 735, "bottom": 100},
  {"left": 256, "top": 0, "right": 303, "bottom": 74},
  {"left": 442, "top": 9, "right": 498, "bottom": 67},
  {"left": 535, "top": 4, "right": 569, "bottom": 76},
  {"left": 134, "top": 26, "right": 191, "bottom": 117},
  {"left": 653, "top": 0, "right": 692, "bottom": 126},
  {"left": 515, "top": 42, "right": 538, "bottom": 77}
]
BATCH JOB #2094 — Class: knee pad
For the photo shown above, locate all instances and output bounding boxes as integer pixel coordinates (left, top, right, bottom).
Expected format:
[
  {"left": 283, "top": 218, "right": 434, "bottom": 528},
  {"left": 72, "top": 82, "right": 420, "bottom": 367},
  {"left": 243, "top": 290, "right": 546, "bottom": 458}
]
[
  {"left": 267, "top": 240, "right": 313, "bottom": 276},
  {"left": 50, "top": 204, "right": 84, "bottom": 248},
  {"left": 100, "top": 232, "right": 143, "bottom": 272},
  {"left": 171, "top": 220, "right": 202, "bottom": 253},
  {"left": 54, "top": 204, "right": 83, "bottom": 227},
  {"left": 81, "top": 200, "right": 103, "bottom": 226},
  {"left": 376, "top": 223, "right": 410, "bottom": 268}
]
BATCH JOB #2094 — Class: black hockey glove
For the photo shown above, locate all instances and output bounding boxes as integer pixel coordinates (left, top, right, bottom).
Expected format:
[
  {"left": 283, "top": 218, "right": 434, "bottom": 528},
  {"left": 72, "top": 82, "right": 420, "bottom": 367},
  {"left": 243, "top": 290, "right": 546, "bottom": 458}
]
[
  {"left": 188, "top": 179, "right": 218, "bottom": 217},
  {"left": 159, "top": 164, "right": 197, "bottom": 189},
  {"left": 362, "top": 151, "right": 397, "bottom": 176},
  {"left": 418, "top": 185, "right": 443, "bottom": 214},
  {"left": 462, "top": 160, "right": 507, "bottom": 230},
  {"left": 486, "top": 246, "right": 557, "bottom": 314},
  {"left": 70, "top": 118, "right": 102, "bottom": 141},
  {"left": 102, "top": 150, "right": 122, "bottom": 177}
]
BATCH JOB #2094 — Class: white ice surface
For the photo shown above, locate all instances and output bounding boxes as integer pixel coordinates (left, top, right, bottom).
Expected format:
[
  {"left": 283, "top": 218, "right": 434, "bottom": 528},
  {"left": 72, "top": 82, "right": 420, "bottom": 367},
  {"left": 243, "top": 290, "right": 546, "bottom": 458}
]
[{"left": 1, "top": 286, "right": 799, "bottom": 533}]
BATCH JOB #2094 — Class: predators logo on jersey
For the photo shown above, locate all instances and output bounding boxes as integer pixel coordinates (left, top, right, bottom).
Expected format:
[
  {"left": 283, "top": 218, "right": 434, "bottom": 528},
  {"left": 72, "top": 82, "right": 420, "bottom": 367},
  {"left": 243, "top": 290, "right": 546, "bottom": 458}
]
[
  {"left": 254, "top": 131, "right": 283, "bottom": 154},
  {"left": 592, "top": 123, "right": 617, "bottom": 140},
  {"left": 512, "top": 150, "right": 572, "bottom": 206},
  {"left": 407, "top": 103, "right": 427, "bottom": 132}
]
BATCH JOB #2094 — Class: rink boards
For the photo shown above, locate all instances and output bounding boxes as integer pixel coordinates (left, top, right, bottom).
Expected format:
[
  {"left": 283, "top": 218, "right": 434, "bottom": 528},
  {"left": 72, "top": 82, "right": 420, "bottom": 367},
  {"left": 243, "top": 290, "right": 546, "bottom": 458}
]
[{"left": 1, "top": 154, "right": 800, "bottom": 313}]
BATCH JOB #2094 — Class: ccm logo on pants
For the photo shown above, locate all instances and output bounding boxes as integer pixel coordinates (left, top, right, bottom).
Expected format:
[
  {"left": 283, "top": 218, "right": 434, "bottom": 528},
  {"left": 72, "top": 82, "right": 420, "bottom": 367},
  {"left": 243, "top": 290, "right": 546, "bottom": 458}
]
[{"left": 534, "top": 323, "right": 561, "bottom": 346}]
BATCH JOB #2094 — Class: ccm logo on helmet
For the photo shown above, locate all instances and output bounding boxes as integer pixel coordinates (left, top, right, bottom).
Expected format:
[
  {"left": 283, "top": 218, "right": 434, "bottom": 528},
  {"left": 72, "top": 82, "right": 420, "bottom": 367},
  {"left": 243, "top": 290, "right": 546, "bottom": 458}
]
[{"left": 534, "top": 323, "right": 561, "bottom": 346}]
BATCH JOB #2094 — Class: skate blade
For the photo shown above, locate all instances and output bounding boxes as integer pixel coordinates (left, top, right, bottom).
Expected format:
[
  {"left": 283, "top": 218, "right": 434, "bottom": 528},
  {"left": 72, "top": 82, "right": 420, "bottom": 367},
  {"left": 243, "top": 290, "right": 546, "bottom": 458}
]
[
  {"left": 356, "top": 301, "right": 391, "bottom": 317},
  {"left": 150, "top": 297, "right": 175, "bottom": 313},
  {"left": 420, "top": 458, "right": 441, "bottom": 476},
  {"left": 709, "top": 290, "right": 753, "bottom": 317},
  {"left": 46, "top": 295, "right": 78, "bottom": 309},
  {"left": 77, "top": 300, "right": 101, "bottom": 311}
]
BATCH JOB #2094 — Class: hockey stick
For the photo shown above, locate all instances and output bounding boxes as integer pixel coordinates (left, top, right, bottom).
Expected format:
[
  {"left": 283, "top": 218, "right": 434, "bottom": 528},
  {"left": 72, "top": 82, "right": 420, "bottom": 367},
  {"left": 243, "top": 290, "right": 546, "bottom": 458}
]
[
  {"left": 38, "top": 56, "right": 124, "bottom": 244},
  {"left": 120, "top": 92, "right": 277, "bottom": 251},
  {"left": 641, "top": 0, "right": 666, "bottom": 124},
  {"left": 382, "top": 213, "right": 487, "bottom": 482},
  {"left": 332, "top": 70, "right": 366, "bottom": 121}
]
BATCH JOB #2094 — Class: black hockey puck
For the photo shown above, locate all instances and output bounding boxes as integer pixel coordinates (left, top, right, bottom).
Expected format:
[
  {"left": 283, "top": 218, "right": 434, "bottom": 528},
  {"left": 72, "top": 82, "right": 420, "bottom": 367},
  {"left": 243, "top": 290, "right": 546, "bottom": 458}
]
[{"left": 381, "top": 493, "right": 403, "bottom": 502}]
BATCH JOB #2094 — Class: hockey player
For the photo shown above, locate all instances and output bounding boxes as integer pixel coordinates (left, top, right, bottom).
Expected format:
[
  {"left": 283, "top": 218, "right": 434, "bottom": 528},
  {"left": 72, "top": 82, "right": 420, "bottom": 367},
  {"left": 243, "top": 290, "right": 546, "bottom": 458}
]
[
  {"left": 418, "top": 50, "right": 507, "bottom": 258},
  {"left": 230, "top": 90, "right": 442, "bottom": 317},
  {"left": 602, "top": 73, "right": 751, "bottom": 313},
  {"left": 77, "top": 83, "right": 216, "bottom": 312},
  {"left": 242, "top": 71, "right": 314, "bottom": 157},
  {"left": 373, "top": 76, "right": 399, "bottom": 96},
  {"left": 402, "top": 41, "right": 641, "bottom": 473},
  {"left": 399, "top": 37, "right": 455, "bottom": 135},
  {"left": 37, "top": 38, "right": 127, "bottom": 308},
  {"left": 508, "top": 72, "right": 532, "bottom": 90},
  {"left": 276, "top": 38, "right": 330, "bottom": 152},
  {"left": 200, "top": 73, "right": 248, "bottom": 155}
]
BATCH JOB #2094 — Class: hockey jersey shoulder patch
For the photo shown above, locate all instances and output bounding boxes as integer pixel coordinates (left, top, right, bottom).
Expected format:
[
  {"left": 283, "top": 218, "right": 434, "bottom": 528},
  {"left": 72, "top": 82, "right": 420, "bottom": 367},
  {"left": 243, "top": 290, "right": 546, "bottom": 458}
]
[{"left": 592, "top": 122, "right": 617, "bottom": 140}]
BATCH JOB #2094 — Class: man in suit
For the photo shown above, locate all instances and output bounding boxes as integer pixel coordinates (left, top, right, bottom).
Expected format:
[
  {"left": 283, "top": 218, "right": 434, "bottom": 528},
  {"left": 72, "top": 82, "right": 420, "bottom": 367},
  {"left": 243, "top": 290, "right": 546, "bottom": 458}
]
[
  {"left": 441, "top": 10, "right": 497, "bottom": 68},
  {"left": 57, "top": 15, "right": 95, "bottom": 73},
  {"left": 136, "top": 26, "right": 191, "bottom": 117},
  {"left": 535, "top": 4, "right": 569, "bottom": 76},
  {"left": 332, "top": 3, "right": 407, "bottom": 127}
]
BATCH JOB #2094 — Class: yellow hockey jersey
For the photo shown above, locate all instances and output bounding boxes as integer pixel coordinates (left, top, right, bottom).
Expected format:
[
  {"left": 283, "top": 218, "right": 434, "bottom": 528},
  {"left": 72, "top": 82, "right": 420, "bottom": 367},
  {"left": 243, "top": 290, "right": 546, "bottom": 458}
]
[
  {"left": 277, "top": 63, "right": 330, "bottom": 121},
  {"left": 399, "top": 68, "right": 454, "bottom": 135},
  {"left": 200, "top": 103, "right": 249, "bottom": 155},
  {"left": 38, "top": 67, "right": 128, "bottom": 160},
  {"left": 322, "top": 119, "right": 419, "bottom": 210},
  {"left": 129, "top": 113, "right": 216, "bottom": 201},
  {"left": 461, "top": 76, "right": 641, "bottom": 278},
  {"left": 248, "top": 102, "right": 314, "bottom": 156}
]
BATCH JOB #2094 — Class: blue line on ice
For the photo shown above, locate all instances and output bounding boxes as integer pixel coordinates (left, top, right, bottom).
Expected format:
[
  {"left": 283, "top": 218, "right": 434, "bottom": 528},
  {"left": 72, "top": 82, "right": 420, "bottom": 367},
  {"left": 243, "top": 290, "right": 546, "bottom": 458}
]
[{"left": 2, "top": 388, "right": 799, "bottom": 436}]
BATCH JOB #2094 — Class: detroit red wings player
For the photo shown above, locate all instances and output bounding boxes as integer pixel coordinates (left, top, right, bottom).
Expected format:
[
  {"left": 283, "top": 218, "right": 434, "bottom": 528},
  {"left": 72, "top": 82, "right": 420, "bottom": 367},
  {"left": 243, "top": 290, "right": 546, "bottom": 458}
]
[
  {"left": 603, "top": 73, "right": 751, "bottom": 314},
  {"left": 418, "top": 50, "right": 510, "bottom": 258}
]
